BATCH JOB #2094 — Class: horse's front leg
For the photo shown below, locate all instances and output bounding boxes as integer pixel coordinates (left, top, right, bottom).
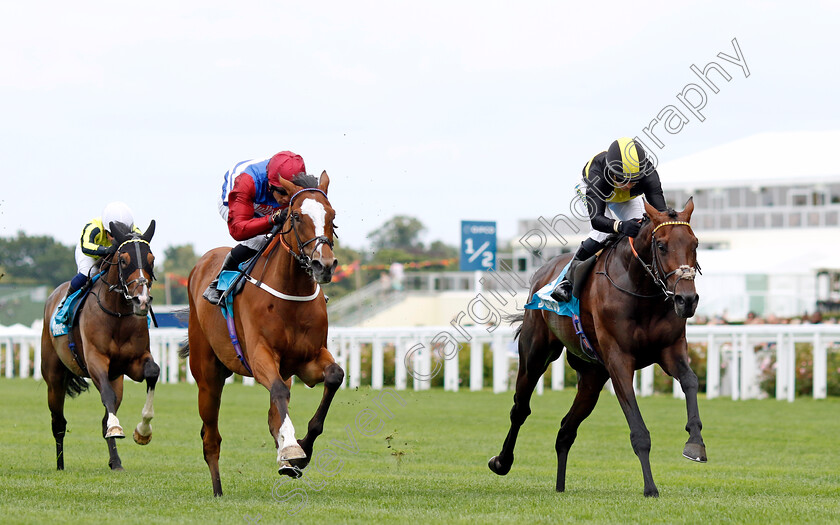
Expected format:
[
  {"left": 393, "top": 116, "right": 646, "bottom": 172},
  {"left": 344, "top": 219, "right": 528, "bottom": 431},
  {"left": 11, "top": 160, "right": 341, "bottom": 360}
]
[
  {"left": 86, "top": 352, "right": 126, "bottom": 470},
  {"left": 250, "top": 347, "right": 305, "bottom": 477},
  {"left": 660, "top": 338, "right": 707, "bottom": 462},
  {"left": 604, "top": 350, "right": 659, "bottom": 497},
  {"left": 295, "top": 349, "right": 344, "bottom": 465},
  {"left": 127, "top": 355, "right": 160, "bottom": 445}
]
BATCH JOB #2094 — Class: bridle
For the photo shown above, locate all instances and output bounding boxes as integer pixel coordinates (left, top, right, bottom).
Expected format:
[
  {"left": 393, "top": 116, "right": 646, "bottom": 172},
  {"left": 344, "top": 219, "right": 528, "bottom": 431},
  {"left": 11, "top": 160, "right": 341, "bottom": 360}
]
[
  {"left": 96, "top": 237, "right": 155, "bottom": 317},
  {"left": 276, "top": 188, "right": 335, "bottom": 276},
  {"left": 601, "top": 220, "right": 700, "bottom": 301}
]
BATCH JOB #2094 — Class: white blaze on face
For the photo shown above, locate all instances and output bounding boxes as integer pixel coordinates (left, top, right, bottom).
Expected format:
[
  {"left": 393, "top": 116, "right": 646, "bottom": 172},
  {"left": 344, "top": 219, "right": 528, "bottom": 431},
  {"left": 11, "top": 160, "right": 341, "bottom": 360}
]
[{"left": 299, "top": 198, "right": 327, "bottom": 256}]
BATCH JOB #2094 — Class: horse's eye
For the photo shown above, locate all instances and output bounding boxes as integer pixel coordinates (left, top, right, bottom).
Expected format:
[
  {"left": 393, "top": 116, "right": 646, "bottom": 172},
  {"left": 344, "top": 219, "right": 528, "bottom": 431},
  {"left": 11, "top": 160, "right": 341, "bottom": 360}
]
[{"left": 657, "top": 242, "right": 667, "bottom": 253}]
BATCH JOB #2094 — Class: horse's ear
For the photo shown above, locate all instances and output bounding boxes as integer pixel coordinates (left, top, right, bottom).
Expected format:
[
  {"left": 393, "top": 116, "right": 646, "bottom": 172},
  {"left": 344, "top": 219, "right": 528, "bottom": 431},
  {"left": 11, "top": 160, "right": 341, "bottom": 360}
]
[
  {"left": 681, "top": 196, "right": 695, "bottom": 221},
  {"left": 142, "top": 220, "right": 156, "bottom": 243},
  {"left": 643, "top": 199, "right": 659, "bottom": 219},
  {"left": 318, "top": 170, "right": 330, "bottom": 194},
  {"left": 276, "top": 176, "right": 298, "bottom": 195},
  {"left": 109, "top": 221, "right": 129, "bottom": 243}
]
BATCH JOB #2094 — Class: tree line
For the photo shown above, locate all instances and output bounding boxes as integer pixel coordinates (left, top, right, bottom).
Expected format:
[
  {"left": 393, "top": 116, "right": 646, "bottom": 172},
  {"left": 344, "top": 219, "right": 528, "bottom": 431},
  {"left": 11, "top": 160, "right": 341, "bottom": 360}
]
[{"left": 0, "top": 215, "right": 457, "bottom": 304}]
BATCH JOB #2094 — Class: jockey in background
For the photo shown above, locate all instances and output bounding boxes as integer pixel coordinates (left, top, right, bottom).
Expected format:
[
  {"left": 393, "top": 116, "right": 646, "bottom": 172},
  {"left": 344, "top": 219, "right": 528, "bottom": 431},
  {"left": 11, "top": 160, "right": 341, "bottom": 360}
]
[
  {"left": 203, "top": 151, "right": 307, "bottom": 305},
  {"left": 58, "top": 201, "right": 139, "bottom": 309},
  {"left": 551, "top": 137, "right": 669, "bottom": 302}
]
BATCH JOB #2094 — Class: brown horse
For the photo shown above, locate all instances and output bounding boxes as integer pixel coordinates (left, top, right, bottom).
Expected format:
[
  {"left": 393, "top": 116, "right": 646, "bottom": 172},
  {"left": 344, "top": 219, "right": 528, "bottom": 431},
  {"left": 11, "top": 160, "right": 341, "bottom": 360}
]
[
  {"left": 184, "top": 171, "right": 343, "bottom": 496},
  {"left": 489, "top": 199, "right": 704, "bottom": 497},
  {"left": 41, "top": 220, "right": 159, "bottom": 471}
]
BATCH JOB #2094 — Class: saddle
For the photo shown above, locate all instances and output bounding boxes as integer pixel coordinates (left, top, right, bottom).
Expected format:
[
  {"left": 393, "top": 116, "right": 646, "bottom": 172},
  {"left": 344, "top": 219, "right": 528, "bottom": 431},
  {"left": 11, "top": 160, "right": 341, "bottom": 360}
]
[{"left": 570, "top": 234, "right": 620, "bottom": 300}]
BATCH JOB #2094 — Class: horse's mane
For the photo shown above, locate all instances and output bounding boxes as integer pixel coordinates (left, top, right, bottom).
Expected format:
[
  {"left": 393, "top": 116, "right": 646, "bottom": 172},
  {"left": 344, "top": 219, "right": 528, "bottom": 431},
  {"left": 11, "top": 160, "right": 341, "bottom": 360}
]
[{"left": 291, "top": 173, "right": 320, "bottom": 189}]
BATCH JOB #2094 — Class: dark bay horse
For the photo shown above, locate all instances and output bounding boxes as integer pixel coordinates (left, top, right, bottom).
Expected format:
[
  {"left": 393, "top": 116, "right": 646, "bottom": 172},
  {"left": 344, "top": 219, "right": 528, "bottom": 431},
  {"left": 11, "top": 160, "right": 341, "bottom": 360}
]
[
  {"left": 184, "top": 172, "right": 343, "bottom": 496},
  {"left": 489, "top": 199, "right": 705, "bottom": 497},
  {"left": 41, "top": 220, "right": 159, "bottom": 471}
]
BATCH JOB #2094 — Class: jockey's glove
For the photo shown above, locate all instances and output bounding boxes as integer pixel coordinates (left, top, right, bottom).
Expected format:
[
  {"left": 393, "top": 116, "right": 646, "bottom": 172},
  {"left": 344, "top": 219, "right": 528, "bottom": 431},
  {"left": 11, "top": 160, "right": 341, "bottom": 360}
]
[
  {"left": 271, "top": 209, "right": 288, "bottom": 225},
  {"left": 617, "top": 220, "right": 642, "bottom": 237}
]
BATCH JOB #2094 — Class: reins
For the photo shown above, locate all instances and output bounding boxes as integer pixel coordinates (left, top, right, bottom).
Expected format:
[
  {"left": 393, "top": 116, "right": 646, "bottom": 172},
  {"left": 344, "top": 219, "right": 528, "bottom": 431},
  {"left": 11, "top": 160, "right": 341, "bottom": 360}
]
[{"left": 599, "top": 220, "right": 699, "bottom": 301}]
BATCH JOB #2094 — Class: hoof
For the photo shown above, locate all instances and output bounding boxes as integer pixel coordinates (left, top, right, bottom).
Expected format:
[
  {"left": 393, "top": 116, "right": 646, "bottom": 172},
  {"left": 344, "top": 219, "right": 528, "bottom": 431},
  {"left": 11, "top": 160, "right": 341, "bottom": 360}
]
[
  {"left": 682, "top": 442, "right": 707, "bottom": 463},
  {"left": 133, "top": 428, "right": 152, "bottom": 445},
  {"left": 488, "top": 455, "right": 511, "bottom": 476},
  {"left": 110, "top": 464, "right": 125, "bottom": 471},
  {"left": 105, "top": 426, "right": 125, "bottom": 439},
  {"left": 279, "top": 444, "right": 306, "bottom": 461},
  {"left": 278, "top": 461, "right": 303, "bottom": 478},
  {"left": 644, "top": 488, "right": 660, "bottom": 498}
]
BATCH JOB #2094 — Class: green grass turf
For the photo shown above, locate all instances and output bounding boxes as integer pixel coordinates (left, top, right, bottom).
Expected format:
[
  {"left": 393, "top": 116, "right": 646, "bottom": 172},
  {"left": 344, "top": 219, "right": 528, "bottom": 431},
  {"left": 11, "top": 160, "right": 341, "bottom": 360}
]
[{"left": 0, "top": 378, "right": 838, "bottom": 524}]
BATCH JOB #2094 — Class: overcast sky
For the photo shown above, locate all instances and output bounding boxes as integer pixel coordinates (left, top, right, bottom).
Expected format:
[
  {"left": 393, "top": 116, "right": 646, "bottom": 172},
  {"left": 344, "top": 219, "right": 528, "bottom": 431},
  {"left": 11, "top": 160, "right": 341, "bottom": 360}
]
[{"left": 1, "top": 1, "right": 838, "bottom": 258}]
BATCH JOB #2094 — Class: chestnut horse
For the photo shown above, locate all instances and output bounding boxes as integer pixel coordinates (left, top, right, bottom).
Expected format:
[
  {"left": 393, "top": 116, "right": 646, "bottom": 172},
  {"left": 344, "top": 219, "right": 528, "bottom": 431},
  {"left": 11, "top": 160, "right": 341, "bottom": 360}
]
[
  {"left": 184, "top": 172, "right": 343, "bottom": 496},
  {"left": 41, "top": 220, "right": 159, "bottom": 471},
  {"left": 489, "top": 199, "right": 705, "bottom": 497}
]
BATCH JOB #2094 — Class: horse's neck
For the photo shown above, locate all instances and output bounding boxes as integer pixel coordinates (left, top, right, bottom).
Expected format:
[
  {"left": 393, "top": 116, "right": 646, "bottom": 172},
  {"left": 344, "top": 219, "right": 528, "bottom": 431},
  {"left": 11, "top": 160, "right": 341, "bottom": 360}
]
[
  {"left": 613, "top": 234, "right": 662, "bottom": 297},
  {"left": 255, "top": 239, "right": 316, "bottom": 295}
]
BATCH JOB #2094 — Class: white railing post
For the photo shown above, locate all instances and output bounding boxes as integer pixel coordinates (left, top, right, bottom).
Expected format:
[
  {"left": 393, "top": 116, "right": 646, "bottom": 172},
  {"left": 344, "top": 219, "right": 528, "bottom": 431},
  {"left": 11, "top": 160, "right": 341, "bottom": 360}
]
[
  {"left": 470, "top": 341, "right": 484, "bottom": 391},
  {"left": 4, "top": 340, "right": 13, "bottom": 379},
  {"left": 729, "top": 342, "right": 740, "bottom": 401},
  {"left": 706, "top": 334, "right": 719, "bottom": 399},
  {"left": 394, "top": 337, "right": 407, "bottom": 391},
  {"left": 813, "top": 332, "right": 827, "bottom": 399},
  {"left": 551, "top": 357, "right": 565, "bottom": 390},
  {"left": 33, "top": 337, "right": 42, "bottom": 380},
  {"left": 18, "top": 341, "right": 30, "bottom": 379},
  {"left": 372, "top": 337, "right": 384, "bottom": 390},
  {"left": 775, "top": 332, "right": 788, "bottom": 401},
  {"left": 349, "top": 339, "right": 361, "bottom": 389},
  {"left": 641, "top": 365, "right": 654, "bottom": 397},
  {"left": 492, "top": 331, "right": 507, "bottom": 393}
]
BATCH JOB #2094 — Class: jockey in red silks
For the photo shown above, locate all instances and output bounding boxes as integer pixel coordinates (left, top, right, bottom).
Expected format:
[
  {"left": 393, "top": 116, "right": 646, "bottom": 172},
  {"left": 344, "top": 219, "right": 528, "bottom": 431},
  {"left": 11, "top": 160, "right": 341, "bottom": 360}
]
[{"left": 203, "top": 151, "right": 306, "bottom": 305}]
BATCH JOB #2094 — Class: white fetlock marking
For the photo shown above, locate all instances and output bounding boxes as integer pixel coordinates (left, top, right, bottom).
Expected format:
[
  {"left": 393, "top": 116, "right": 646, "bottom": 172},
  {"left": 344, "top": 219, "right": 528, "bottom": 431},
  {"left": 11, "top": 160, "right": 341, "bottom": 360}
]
[
  {"left": 276, "top": 416, "right": 301, "bottom": 463},
  {"left": 106, "top": 412, "right": 123, "bottom": 437},
  {"left": 137, "top": 389, "right": 155, "bottom": 436}
]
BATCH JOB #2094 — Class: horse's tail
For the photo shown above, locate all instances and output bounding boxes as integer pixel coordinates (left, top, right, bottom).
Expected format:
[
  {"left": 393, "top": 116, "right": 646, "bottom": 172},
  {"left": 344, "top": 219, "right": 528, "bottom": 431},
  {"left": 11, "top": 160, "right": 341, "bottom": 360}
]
[
  {"left": 178, "top": 339, "right": 190, "bottom": 359},
  {"left": 503, "top": 312, "right": 525, "bottom": 341},
  {"left": 64, "top": 372, "right": 90, "bottom": 398},
  {"left": 174, "top": 307, "right": 189, "bottom": 326}
]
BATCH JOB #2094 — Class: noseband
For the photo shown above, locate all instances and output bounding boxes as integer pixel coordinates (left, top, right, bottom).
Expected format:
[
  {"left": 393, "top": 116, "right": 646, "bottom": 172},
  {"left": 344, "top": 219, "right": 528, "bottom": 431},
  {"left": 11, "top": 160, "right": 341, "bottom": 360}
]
[{"left": 278, "top": 188, "right": 335, "bottom": 275}]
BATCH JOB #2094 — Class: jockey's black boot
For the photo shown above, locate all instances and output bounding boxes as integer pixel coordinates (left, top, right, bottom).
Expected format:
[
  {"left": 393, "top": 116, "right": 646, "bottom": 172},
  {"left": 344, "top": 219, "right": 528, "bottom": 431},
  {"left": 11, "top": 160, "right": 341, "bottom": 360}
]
[
  {"left": 550, "top": 257, "right": 582, "bottom": 302},
  {"left": 550, "top": 238, "right": 603, "bottom": 302},
  {"left": 203, "top": 252, "right": 239, "bottom": 305}
]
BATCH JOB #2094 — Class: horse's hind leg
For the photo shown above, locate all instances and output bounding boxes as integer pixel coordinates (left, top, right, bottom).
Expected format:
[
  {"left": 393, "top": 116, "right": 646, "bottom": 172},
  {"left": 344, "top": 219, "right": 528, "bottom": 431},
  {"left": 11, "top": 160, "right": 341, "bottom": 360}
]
[
  {"left": 42, "top": 347, "right": 68, "bottom": 470},
  {"left": 293, "top": 355, "right": 345, "bottom": 470},
  {"left": 555, "top": 356, "right": 609, "bottom": 492},
  {"left": 489, "top": 329, "right": 561, "bottom": 476},
  {"left": 130, "top": 357, "right": 160, "bottom": 445},
  {"left": 660, "top": 343, "right": 707, "bottom": 462},
  {"left": 194, "top": 354, "right": 228, "bottom": 497}
]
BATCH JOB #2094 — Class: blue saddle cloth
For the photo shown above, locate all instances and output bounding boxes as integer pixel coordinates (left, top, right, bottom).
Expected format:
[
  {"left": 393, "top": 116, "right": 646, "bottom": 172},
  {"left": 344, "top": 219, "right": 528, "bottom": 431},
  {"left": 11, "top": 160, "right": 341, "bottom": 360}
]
[
  {"left": 524, "top": 262, "right": 580, "bottom": 317},
  {"left": 523, "top": 261, "right": 601, "bottom": 364},
  {"left": 50, "top": 272, "right": 106, "bottom": 337}
]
